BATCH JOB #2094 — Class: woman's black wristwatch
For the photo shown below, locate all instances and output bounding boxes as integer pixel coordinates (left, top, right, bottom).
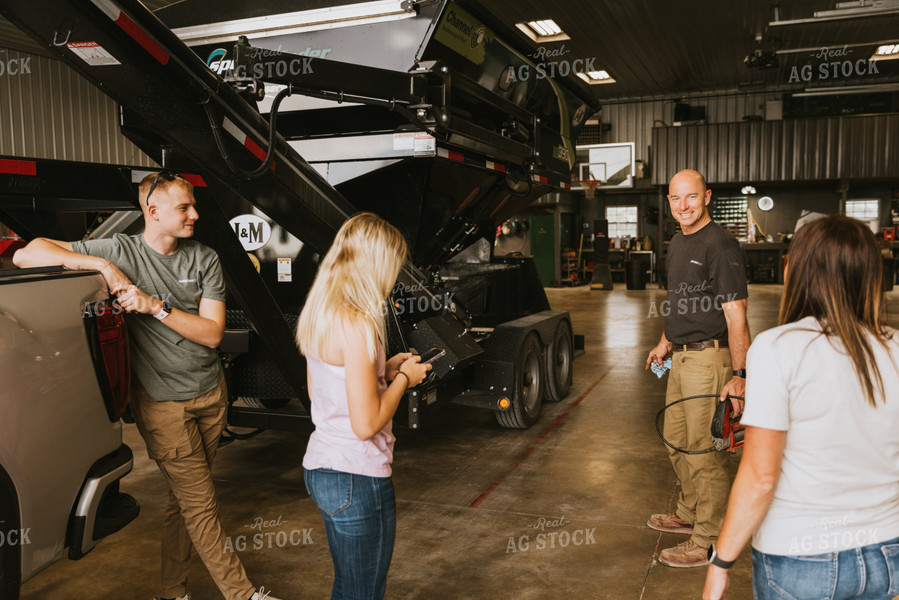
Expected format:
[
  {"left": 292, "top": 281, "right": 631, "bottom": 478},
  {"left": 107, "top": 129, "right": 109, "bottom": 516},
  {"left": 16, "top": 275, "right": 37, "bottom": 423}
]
[{"left": 707, "top": 544, "right": 736, "bottom": 569}]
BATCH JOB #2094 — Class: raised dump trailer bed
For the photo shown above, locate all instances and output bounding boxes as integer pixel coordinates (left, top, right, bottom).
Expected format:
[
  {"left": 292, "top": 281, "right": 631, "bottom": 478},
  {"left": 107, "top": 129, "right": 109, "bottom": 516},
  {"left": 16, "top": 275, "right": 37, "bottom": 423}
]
[{"left": 0, "top": 0, "right": 597, "bottom": 429}]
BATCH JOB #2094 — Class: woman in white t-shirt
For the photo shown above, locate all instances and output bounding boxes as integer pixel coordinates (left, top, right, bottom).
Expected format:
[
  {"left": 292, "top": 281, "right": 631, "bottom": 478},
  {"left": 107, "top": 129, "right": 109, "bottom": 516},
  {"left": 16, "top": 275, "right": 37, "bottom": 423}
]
[{"left": 703, "top": 215, "right": 899, "bottom": 600}]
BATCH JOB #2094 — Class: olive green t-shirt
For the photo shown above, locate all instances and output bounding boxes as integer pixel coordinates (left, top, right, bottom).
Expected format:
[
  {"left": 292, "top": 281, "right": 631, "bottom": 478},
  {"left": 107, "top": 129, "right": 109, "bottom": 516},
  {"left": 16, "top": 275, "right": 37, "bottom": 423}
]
[{"left": 72, "top": 233, "right": 226, "bottom": 401}]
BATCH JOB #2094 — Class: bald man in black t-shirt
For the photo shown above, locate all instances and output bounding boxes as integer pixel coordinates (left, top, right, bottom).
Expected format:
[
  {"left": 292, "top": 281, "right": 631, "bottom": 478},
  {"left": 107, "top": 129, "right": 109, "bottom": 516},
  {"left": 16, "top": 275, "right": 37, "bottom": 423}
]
[{"left": 644, "top": 169, "right": 750, "bottom": 568}]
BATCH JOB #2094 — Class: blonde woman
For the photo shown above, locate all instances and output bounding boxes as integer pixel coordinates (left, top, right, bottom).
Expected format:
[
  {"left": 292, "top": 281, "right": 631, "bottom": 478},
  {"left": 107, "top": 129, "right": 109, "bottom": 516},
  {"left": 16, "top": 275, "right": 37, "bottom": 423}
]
[{"left": 297, "top": 213, "right": 430, "bottom": 600}]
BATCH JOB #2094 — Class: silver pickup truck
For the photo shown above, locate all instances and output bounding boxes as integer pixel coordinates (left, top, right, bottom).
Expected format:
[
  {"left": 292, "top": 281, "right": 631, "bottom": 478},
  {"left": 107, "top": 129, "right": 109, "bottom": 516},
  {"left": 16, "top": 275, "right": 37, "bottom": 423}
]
[{"left": 0, "top": 266, "right": 139, "bottom": 599}]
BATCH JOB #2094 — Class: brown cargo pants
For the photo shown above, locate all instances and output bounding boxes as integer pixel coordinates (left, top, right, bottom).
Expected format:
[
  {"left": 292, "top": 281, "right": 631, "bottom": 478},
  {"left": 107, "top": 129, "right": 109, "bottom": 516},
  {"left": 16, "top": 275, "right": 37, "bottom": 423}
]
[
  {"left": 131, "top": 377, "right": 255, "bottom": 600},
  {"left": 663, "top": 346, "right": 733, "bottom": 548}
]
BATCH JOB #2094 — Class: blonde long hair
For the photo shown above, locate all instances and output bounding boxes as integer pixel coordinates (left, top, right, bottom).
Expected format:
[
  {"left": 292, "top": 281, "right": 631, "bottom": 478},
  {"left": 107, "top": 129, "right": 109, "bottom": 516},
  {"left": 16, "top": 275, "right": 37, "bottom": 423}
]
[
  {"left": 297, "top": 213, "right": 408, "bottom": 362},
  {"left": 779, "top": 215, "right": 894, "bottom": 406}
]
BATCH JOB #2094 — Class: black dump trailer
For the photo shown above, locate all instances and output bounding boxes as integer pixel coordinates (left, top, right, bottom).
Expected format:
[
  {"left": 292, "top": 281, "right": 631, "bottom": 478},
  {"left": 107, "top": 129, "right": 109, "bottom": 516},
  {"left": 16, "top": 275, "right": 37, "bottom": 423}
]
[{"left": 0, "top": 0, "right": 599, "bottom": 430}]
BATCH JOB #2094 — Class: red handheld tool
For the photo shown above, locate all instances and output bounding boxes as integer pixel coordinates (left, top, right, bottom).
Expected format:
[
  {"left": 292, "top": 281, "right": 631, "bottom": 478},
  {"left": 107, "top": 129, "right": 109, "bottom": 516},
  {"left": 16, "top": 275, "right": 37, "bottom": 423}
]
[{"left": 710, "top": 399, "right": 744, "bottom": 452}]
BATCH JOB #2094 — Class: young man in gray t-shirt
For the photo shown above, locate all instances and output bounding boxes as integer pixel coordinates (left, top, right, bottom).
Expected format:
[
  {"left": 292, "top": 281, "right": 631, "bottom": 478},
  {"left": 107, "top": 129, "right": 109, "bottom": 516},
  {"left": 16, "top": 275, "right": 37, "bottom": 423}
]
[{"left": 14, "top": 173, "right": 278, "bottom": 600}]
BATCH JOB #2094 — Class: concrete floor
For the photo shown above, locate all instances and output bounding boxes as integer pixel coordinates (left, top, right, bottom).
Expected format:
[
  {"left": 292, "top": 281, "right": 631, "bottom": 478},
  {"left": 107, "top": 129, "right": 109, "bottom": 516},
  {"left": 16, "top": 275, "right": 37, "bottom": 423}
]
[{"left": 22, "top": 284, "right": 899, "bottom": 600}]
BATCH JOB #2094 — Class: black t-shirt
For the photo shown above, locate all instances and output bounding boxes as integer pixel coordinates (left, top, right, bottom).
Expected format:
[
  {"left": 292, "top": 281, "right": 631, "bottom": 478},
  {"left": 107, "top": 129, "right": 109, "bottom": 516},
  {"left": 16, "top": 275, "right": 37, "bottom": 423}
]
[{"left": 664, "top": 221, "right": 748, "bottom": 344}]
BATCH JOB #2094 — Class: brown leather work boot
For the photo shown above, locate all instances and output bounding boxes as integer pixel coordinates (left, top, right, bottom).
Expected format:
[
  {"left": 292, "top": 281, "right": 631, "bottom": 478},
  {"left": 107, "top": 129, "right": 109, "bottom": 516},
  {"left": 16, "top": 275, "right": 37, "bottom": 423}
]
[
  {"left": 647, "top": 513, "right": 693, "bottom": 534},
  {"left": 658, "top": 539, "right": 709, "bottom": 568}
]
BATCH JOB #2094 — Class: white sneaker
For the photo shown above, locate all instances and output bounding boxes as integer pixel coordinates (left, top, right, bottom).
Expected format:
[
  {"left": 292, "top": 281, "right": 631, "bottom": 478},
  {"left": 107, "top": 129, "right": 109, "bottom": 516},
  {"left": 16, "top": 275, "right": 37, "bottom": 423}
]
[{"left": 251, "top": 587, "right": 281, "bottom": 600}]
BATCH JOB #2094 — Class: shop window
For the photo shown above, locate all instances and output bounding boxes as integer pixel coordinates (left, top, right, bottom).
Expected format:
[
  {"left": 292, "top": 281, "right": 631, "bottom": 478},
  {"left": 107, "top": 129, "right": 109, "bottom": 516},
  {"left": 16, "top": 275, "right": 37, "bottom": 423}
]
[
  {"left": 606, "top": 205, "right": 638, "bottom": 238},
  {"left": 845, "top": 199, "right": 880, "bottom": 223}
]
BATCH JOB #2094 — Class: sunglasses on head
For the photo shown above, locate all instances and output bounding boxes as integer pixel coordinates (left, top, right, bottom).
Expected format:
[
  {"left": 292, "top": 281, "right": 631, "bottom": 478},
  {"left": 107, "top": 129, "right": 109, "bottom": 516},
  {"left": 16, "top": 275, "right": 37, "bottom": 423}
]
[{"left": 145, "top": 170, "right": 179, "bottom": 205}]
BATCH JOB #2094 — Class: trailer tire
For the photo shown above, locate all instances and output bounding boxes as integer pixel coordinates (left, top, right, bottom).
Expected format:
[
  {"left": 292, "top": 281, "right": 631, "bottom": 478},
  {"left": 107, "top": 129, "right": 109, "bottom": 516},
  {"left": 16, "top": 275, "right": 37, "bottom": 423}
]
[
  {"left": 543, "top": 320, "right": 573, "bottom": 403},
  {"left": 496, "top": 334, "right": 544, "bottom": 429}
]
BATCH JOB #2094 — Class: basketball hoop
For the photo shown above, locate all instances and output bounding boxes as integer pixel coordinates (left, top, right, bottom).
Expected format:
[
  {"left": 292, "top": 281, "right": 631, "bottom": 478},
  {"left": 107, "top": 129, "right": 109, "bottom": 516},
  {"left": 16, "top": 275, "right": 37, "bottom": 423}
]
[{"left": 580, "top": 179, "right": 601, "bottom": 200}]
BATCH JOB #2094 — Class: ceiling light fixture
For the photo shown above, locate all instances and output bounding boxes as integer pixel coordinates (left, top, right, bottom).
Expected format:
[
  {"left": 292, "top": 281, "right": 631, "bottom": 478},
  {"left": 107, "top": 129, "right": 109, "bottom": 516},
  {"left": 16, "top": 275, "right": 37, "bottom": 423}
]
[
  {"left": 792, "top": 82, "right": 899, "bottom": 97},
  {"left": 871, "top": 43, "right": 899, "bottom": 60},
  {"left": 776, "top": 39, "right": 899, "bottom": 55},
  {"left": 530, "top": 20, "right": 560, "bottom": 36},
  {"left": 577, "top": 70, "right": 616, "bottom": 85},
  {"left": 770, "top": 0, "right": 899, "bottom": 26},
  {"left": 173, "top": 0, "right": 416, "bottom": 45},
  {"left": 741, "top": 186, "right": 757, "bottom": 195},
  {"left": 515, "top": 19, "right": 570, "bottom": 42}
]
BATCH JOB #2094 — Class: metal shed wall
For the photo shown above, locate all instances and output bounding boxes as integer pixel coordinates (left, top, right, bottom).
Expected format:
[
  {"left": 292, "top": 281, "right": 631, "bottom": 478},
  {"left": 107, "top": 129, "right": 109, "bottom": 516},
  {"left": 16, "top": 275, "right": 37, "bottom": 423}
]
[
  {"left": 651, "top": 114, "right": 899, "bottom": 185},
  {"left": 600, "top": 91, "right": 780, "bottom": 162},
  {"left": 0, "top": 49, "right": 154, "bottom": 166}
]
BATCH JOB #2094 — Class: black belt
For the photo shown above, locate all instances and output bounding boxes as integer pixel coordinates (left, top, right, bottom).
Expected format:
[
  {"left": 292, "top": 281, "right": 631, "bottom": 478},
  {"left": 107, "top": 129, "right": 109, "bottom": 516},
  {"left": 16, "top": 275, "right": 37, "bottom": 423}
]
[{"left": 672, "top": 339, "right": 728, "bottom": 352}]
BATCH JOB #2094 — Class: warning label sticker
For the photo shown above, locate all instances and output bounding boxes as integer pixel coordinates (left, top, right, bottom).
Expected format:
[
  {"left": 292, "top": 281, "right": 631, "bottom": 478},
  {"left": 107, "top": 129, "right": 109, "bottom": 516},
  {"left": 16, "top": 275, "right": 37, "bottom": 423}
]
[
  {"left": 393, "top": 132, "right": 414, "bottom": 151},
  {"left": 277, "top": 258, "right": 292, "bottom": 282},
  {"left": 413, "top": 132, "right": 435, "bottom": 156},
  {"left": 66, "top": 42, "right": 120, "bottom": 66}
]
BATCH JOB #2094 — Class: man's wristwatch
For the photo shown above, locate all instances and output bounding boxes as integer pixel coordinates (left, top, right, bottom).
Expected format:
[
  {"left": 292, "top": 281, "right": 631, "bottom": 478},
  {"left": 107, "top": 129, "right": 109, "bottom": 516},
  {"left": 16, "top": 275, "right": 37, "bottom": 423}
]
[
  {"left": 153, "top": 300, "right": 172, "bottom": 321},
  {"left": 707, "top": 544, "right": 736, "bottom": 569},
  {"left": 732, "top": 369, "right": 746, "bottom": 378}
]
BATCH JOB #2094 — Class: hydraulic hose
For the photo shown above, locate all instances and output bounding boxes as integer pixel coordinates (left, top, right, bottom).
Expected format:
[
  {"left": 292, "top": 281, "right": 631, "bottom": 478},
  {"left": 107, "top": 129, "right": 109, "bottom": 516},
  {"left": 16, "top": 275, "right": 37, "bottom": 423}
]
[
  {"left": 204, "top": 84, "right": 293, "bottom": 179},
  {"left": 655, "top": 394, "right": 744, "bottom": 455}
]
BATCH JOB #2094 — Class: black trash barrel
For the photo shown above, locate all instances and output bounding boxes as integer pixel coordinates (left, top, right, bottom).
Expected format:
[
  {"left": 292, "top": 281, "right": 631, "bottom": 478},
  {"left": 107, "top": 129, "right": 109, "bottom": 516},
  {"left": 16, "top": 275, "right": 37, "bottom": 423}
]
[{"left": 626, "top": 257, "right": 649, "bottom": 290}]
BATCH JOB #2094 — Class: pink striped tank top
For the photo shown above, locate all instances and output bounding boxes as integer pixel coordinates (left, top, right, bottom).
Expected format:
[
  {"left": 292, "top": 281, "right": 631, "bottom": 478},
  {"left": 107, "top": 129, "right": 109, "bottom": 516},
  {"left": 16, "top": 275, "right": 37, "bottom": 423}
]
[{"left": 302, "top": 344, "right": 395, "bottom": 477}]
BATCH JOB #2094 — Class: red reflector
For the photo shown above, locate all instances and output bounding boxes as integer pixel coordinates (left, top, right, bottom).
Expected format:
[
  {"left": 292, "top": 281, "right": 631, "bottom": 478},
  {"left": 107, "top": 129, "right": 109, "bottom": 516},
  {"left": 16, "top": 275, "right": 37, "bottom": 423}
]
[
  {"left": 115, "top": 12, "right": 170, "bottom": 65},
  {"left": 243, "top": 138, "right": 276, "bottom": 171},
  {"left": 243, "top": 137, "right": 266, "bottom": 161},
  {"left": 0, "top": 239, "right": 25, "bottom": 257},
  {"left": 96, "top": 309, "right": 130, "bottom": 418},
  {"left": 181, "top": 174, "right": 207, "bottom": 188},
  {"left": 0, "top": 158, "right": 37, "bottom": 176},
  {"left": 447, "top": 151, "right": 465, "bottom": 162}
]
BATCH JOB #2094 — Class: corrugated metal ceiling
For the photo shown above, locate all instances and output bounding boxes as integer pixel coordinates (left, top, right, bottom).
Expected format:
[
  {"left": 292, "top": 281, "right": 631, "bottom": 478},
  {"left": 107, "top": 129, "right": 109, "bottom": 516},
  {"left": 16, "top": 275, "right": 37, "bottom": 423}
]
[{"left": 1, "top": 0, "right": 897, "bottom": 100}]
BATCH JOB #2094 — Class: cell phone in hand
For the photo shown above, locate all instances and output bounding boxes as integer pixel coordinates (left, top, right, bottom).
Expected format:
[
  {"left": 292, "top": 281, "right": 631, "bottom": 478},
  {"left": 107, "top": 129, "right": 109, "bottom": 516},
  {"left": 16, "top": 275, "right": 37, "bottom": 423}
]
[{"left": 418, "top": 348, "right": 446, "bottom": 364}]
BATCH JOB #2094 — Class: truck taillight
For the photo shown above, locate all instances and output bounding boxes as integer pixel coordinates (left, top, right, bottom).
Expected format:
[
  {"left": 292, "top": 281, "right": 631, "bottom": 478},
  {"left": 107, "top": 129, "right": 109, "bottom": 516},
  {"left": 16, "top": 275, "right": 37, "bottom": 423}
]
[{"left": 85, "top": 304, "right": 131, "bottom": 421}]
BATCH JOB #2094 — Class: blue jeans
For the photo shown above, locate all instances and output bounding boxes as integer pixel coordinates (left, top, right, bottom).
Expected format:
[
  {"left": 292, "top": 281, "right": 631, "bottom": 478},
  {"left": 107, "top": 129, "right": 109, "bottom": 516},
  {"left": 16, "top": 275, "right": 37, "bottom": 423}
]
[
  {"left": 304, "top": 468, "right": 396, "bottom": 600},
  {"left": 752, "top": 537, "right": 899, "bottom": 600}
]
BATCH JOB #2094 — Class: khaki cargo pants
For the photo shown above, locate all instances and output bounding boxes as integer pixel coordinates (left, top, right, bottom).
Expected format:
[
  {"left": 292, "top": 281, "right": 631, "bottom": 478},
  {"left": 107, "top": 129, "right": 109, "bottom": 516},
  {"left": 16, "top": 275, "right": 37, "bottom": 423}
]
[
  {"left": 664, "top": 347, "right": 732, "bottom": 548},
  {"left": 131, "top": 377, "right": 255, "bottom": 600}
]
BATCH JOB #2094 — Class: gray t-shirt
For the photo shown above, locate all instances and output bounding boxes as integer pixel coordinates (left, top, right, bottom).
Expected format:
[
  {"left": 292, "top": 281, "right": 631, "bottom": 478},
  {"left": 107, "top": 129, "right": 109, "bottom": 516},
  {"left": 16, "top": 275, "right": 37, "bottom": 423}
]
[
  {"left": 664, "top": 221, "right": 748, "bottom": 344},
  {"left": 72, "top": 233, "right": 226, "bottom": 401}
]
